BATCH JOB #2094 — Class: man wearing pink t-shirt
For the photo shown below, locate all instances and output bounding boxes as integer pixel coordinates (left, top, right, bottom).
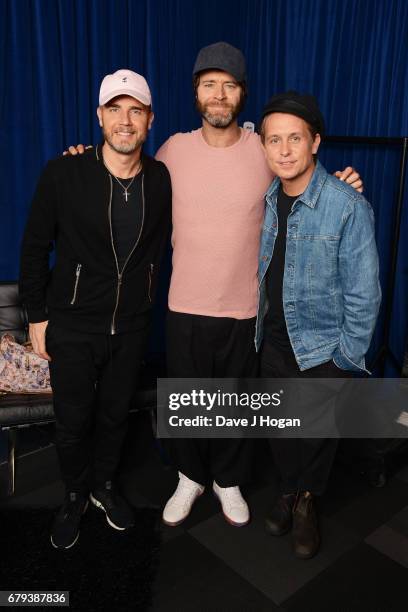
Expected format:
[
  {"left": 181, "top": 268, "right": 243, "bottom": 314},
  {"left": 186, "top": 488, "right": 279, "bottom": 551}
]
[{"left": 156, "top": 42, "right": 363, "bottom": 528}]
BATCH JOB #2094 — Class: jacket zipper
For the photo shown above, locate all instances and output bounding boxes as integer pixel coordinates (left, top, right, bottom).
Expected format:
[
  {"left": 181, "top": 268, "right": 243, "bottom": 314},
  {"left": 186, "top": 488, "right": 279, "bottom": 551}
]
[
  {"left": 108, "top": 174, "right": 146, "bottom": 335},
  {"left": 70, "top": 263, "right": 82, "bottom": 305},
  {"left": 148, "top": 263, "right": 154, "bottom": 302}
]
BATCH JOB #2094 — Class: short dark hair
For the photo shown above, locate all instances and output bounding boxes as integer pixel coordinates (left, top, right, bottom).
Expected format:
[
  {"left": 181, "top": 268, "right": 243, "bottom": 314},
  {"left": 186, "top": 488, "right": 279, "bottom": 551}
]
[{"left": 259, "top": 114, "right": 318, "bottom": 144}]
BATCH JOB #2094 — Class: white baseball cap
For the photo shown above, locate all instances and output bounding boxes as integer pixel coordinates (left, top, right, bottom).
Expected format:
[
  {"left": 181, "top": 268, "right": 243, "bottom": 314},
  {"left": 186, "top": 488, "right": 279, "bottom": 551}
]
[{"left": 99, "top": 69, "right": 152, "bottom": 107}]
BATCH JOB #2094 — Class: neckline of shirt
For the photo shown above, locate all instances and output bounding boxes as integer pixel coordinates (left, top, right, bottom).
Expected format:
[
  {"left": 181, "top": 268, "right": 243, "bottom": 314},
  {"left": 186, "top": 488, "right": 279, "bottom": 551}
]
[
  {"left": 196, "top": 126, "right": 248, "bottom": 151},
  {"left": 110, "top": 172, "right": 143, "bottom": 183}
]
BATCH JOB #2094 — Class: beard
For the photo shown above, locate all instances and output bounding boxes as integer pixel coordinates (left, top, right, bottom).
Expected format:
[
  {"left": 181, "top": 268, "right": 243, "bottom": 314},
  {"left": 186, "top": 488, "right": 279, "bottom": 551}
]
[
  {"left": 103, "top": 128, "right": 146, "bottom": 154},
  {"left": 196, "top": 100, "right": 241, "bottom": 128}
]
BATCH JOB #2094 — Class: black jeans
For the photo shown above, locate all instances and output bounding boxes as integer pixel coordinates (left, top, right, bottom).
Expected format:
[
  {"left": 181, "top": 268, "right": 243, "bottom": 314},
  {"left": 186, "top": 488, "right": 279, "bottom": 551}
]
[
  {"left": 165, "top": 311, "right": 258, "bottom": 487},
  {"left": 47, "top": 321, "right": 149, "bottom": 494},
  {"left": 260, "top": 341, "right": 353, "bottom": 496}
]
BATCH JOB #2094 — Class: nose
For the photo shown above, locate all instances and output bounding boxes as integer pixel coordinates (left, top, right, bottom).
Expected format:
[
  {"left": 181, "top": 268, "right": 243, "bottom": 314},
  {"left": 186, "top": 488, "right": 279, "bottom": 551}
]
[
  {"left": 279, "top": 140, "right": 290, "bottom": 157},
  {"left": 119, "top": 110, "right": 132, "bottom": 124},
  {"left": 214, "top": 85, "right": 226, "bottom": 100}
]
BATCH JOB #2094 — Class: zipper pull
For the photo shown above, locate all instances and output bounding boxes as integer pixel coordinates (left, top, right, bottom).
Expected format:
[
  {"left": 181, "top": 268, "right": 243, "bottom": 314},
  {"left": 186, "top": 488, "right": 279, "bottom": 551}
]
[
  {"left": 111, "top": 273, "right": 123, "bottom": 335},
  {"left": 148, "top": 264, "right": 154, "bottom": 302},
  {"left": 70, "top": 263, "right": 82, "bottom": 305}
]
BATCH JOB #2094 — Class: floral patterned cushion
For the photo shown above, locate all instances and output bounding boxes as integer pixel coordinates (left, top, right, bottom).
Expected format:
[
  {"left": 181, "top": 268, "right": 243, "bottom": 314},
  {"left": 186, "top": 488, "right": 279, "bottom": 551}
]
[{"left": 0, "top": 333, "right": 51, "bottom": 393}]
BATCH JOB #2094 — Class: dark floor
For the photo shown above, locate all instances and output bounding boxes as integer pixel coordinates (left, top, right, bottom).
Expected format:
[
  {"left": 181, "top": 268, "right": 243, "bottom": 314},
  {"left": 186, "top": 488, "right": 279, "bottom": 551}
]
[{"left": 1, "top": 413, "right": 408, "bottom": 612}]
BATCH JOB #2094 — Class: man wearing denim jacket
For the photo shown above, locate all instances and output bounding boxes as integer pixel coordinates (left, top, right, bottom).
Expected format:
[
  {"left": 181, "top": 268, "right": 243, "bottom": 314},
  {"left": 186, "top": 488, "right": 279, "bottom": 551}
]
[{"left": 255, "top": 91, "right": 381, "bottom": 559}]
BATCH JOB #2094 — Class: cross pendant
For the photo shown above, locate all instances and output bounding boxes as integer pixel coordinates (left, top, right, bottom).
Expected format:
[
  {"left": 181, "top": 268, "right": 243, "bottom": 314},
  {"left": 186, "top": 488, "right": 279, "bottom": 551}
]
[{"left": 124, "top": 190, "right": 130, "bottom": 202}]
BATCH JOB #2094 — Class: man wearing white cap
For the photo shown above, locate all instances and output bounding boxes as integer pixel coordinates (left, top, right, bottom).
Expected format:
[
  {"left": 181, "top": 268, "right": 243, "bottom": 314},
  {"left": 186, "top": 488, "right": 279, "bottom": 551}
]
[{"left": 20, "top": 69, "right": 171, "bottom": 549}]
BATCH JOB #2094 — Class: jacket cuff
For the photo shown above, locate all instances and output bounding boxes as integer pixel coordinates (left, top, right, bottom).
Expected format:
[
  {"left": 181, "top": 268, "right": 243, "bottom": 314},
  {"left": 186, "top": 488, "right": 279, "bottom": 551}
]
[
  {"left": 332, "top": 345, "right": 370, "bottom": 374},
  {"left": 27, "top": 307, "right": 48, "bottom": 323}
]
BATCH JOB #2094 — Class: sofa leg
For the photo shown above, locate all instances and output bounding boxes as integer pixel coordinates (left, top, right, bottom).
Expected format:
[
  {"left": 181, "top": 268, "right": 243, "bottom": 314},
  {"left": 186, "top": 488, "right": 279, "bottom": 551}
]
[{"left": 7, "top": 428, "right": 17, "bottom": 496}]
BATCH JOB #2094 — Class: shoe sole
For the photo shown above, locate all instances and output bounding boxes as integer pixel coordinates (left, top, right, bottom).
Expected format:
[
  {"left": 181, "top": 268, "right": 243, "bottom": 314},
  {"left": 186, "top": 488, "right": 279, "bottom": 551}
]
[
  {"left": 89, "top": 494, "right": 131, "bottom": 531},
  {"left": 213, "top": 490, "right": 250, "bottom": 527},
  {"left": 50, "top": 501, "right": 89, "bottom": 550},
  {"left": 162, "top": 489, "right": 204, "bottom": 527}
]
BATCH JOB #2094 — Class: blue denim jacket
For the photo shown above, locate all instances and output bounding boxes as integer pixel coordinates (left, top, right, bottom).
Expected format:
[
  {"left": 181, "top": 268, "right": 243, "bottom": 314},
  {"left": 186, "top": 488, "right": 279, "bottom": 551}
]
[{"left": 255, "top": 161, "right": 381, "bottom": 372}]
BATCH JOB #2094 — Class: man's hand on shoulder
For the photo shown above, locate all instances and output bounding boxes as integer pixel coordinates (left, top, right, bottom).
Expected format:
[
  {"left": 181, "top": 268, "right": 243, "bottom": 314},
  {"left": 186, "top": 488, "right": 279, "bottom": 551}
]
[
  {"left": 29, "top": 321, "right": 51, "bottom": 361},
  {"left": 63, "top": 144, "right": 93, "bottom": 156},
  {"left": 334, "top": 167, "right": 363, "bottom": 193}
]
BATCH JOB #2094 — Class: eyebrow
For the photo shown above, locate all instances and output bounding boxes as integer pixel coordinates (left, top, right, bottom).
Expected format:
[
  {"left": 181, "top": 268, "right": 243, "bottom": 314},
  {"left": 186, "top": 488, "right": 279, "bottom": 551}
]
[
  {"left": 267, "top": 132, "right": 302, "bottom": 138},
  {"left": 106, "top": 102, "right": 145, "bottom": 110},
  {"left": 201, "top": 79, "right": 237, "bottom": 85}
]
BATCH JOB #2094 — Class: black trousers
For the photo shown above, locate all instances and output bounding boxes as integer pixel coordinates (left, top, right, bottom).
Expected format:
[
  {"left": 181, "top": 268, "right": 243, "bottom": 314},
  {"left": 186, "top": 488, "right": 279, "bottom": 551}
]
[
  {"left": 47, "top": 321, "right": 149, "bottom": 495},
  {"left": 260, "top": 342, "right": 353, "bottom": 496},
  {"left": 165, "top": 311, "right": 258, "bottom": 487}
]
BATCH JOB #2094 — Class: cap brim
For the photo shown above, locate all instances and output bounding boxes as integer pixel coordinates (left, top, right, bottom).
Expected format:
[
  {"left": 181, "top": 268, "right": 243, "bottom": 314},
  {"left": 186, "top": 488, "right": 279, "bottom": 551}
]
[
  {"left": 99, "top": 88, "right": 151, "bottom": 107},
  {"left": 259, "top": 102, "right": 324, "bottom": 136},
  {"left": 194, "top": 63, "right": 242, "bottom": 82}
]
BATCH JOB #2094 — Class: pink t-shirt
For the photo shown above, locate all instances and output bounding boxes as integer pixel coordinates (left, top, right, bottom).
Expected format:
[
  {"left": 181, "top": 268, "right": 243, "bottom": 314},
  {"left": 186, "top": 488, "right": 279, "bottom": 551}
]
[{"left": 156, "top": 128, "right": 273, "bottom": 319}]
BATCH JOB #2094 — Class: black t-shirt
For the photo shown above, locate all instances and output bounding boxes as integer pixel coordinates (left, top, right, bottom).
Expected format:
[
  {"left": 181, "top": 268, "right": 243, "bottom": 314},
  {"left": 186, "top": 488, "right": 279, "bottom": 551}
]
[
  {"left": 110, "top": 173, "right": 143, "bottom": 271},
  {"left": 264, "top": 185, "right": 298, "bottom": 351}
]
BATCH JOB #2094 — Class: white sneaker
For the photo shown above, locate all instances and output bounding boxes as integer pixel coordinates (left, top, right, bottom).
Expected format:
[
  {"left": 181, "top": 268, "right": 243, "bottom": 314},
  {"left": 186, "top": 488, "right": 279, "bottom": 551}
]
[
  {"left": 213, "top": 481, "right": 250, "bottom": 526},
  {"left": 162, "top": 472, "right": 204, "bottom": 526}
]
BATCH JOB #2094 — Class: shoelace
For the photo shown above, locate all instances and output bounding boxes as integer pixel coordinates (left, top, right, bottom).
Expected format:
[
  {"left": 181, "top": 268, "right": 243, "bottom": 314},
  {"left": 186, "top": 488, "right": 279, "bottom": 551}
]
[
  {"left": 61, "top": 497, "right": 86, "bottom": 520},
  {"left": 173, "top": 480, "right": 201, "bottom": 507},
  {"left": 219, "top": 487, "right": 246, "bottom": 508},
  {"left": 97, "top": 489, "right": 121, "bottom": 510}
]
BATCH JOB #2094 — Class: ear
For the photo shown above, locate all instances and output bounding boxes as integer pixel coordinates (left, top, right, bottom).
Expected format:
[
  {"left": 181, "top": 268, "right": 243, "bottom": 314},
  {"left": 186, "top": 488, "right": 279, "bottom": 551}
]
[
  {"left": 312, "top": 133, "right": 321, "bottom": 155},
  {"left": 147, "top": 111, "right": 155, "bottom": 130},
  {"left": 97, "top": 106, "right": 103, "bottom": 128}
]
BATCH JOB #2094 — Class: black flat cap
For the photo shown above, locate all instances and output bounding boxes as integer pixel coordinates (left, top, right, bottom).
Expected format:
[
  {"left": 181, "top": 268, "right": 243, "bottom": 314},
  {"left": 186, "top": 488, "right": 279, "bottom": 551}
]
[
  {"left": 260, "top": 91, "right": 325, "bottom": 136},
  {"left": 193, "top": 42, "right": 247, "bottom": 82}
]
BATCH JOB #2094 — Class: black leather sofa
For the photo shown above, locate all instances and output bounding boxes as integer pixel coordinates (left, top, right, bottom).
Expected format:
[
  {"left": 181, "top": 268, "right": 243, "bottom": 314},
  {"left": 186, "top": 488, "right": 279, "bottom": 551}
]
[{"left": 0, "top": 281, "right": 160, "bottom": 496}]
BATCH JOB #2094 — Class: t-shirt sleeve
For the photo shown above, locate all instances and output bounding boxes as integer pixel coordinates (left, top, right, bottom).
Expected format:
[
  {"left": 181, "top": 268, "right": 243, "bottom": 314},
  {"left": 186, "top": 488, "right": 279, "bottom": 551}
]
[{"left": 155, "top": 137, "right": 174, "bottom": 165}]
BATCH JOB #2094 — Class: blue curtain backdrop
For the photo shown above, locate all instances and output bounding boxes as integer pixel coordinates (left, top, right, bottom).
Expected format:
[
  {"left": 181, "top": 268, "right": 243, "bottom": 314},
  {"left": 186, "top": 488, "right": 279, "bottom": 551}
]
[{"left": 0, "top": 0, "right": 407, "bottom": 371}]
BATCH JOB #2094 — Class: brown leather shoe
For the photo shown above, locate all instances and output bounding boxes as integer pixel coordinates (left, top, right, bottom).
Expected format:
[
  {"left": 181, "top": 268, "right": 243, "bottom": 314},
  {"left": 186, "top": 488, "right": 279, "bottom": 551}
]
[
  {"left": 292, "top": 491, "right": 320, "bottom": 559},
  {"left": 265, "top": 493, "right": 296, "bottom": 536}
]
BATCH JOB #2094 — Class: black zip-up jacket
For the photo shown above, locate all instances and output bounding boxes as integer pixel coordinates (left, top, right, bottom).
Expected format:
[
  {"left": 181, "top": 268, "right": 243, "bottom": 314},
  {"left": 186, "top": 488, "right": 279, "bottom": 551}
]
[{"left": 19, "top": 145, "right": 171, "bottom": 334}]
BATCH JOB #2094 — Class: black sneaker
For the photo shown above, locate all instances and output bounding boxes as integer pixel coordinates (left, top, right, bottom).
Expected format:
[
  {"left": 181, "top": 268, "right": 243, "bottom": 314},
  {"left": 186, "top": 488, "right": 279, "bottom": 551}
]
[
  {"left": 50, "top": 492, "right": 88, "bottom": 549},
  {"left": 90, "top": 481, "right": 134, "bottom": 530}
]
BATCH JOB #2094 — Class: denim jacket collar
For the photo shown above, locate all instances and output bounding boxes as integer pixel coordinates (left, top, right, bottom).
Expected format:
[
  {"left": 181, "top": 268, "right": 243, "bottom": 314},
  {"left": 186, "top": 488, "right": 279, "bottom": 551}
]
[{"left": 265, "top": 160, "right": 328, "bottom": 209}]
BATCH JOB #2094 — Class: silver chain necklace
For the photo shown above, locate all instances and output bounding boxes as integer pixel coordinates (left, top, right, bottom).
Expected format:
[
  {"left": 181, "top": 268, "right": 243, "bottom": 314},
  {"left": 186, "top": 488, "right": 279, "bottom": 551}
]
[{"left": 104, "top": 158, "right": 142, "bottom": 202}]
